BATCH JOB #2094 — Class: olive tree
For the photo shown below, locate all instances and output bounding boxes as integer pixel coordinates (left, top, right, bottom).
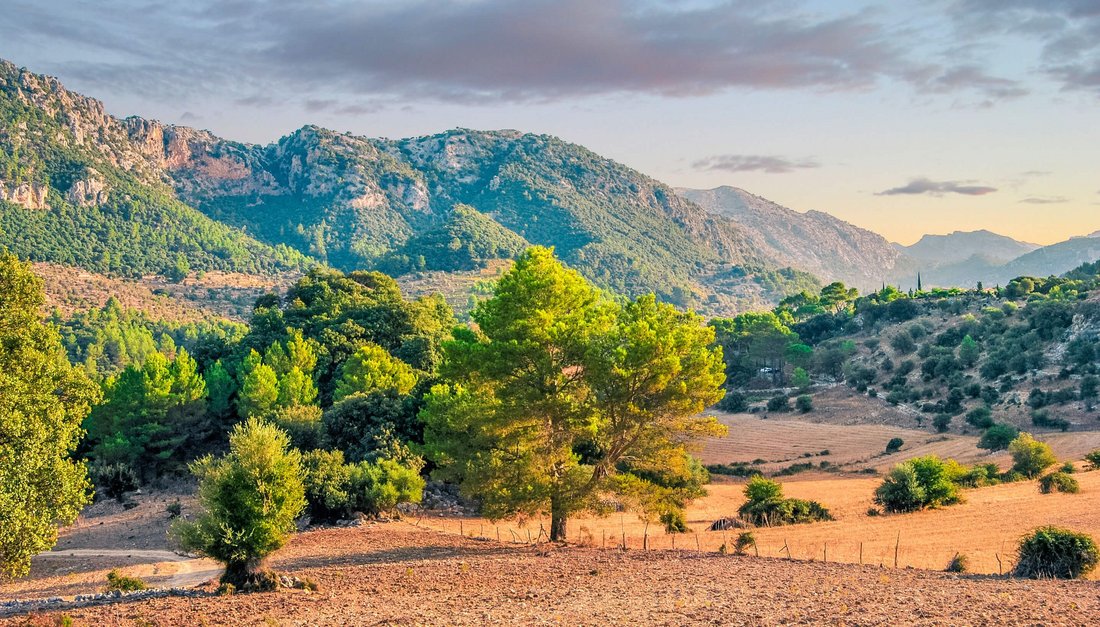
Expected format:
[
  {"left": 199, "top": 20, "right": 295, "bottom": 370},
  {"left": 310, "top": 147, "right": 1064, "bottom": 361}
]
[{"left": 0, "top": 253, "right": 99, "bottom": 578}]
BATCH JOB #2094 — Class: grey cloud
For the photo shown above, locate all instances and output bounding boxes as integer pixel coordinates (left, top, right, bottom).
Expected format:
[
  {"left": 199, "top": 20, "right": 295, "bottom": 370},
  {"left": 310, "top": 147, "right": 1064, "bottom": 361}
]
[
  {"left": 2, "top": 0, "right": 1032, "bottom": 105},
  {"left": 1019, "top": 196, "right": 1068, "bottom": 204},
  {"left": 693, "top": 154, "right": 820, "bottom": 174},
  {"left": 949, "top": 0, "right": 1100, "bottom": 95},
  {"left": 877, "top": 178, "right": 997, "bottom": 196}
]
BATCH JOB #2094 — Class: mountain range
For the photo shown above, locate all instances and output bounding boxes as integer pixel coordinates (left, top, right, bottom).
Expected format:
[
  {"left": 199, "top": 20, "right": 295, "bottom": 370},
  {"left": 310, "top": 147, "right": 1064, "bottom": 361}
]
[{"left": 1, "top": 58, "right": 1097, "bottom": 317}]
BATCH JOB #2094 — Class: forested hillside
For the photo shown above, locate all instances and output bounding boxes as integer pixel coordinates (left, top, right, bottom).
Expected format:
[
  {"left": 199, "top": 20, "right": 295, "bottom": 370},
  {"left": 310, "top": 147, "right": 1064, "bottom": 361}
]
[
  {"left": 0, "top": 60, "right": 309, "bottom": 278},
  {"left": 712, "top": 265, "right": 1100, "bottom": 442}
]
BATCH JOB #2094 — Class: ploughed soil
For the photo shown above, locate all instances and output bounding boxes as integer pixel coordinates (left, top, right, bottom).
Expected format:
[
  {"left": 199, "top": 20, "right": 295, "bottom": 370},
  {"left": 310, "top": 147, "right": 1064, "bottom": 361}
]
[{"left": 4, "top": 522, "right": 1099, "bottom": 626}]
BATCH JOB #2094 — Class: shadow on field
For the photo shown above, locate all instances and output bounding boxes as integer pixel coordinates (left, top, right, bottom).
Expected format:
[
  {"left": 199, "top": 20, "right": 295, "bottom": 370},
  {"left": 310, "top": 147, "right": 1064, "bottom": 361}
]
[{"left": 275, "top": 542, "right": 523, "bottom": 571}]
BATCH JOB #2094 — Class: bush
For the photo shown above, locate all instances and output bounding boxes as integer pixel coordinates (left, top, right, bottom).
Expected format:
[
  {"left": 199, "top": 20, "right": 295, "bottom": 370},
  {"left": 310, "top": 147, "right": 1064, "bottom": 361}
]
[
  {"left": 1030, "top": 410, "right": 1070, "bottom": 432},
  {"left": 1008, "top": 433, "right": 1056, "bottom": 478},
  {"left": 874, "top": 456, "right": 961, "bottom": 513},
  {"left": 106, "top": 570, "right": 146, "bottom": 592},
  {"left": 766, "top": 394, "right": 790, "bottom": 412},
  {"left": 90, "top": 463, "right": 140, "bottom": 502},
  {"left": 978, "top": 423, "right": 1019, "bottom": 451},
  {"left": 661, "top": 510, "right": 688, "bottom": 534},
  {"left": 166, "top": 501, "right": 182, "bottom": 519},
  {"left": 301, "top": 449, "right": 424, "bottom": 520},
  {"left": 1060, "top": 461, "right": 1076, "bottom": 474},
  {"left": 964, "top": 407, "right": 994, "bottom": 429},
  {"left": 737, "top": 477, "right": 832, "bottom": 526},
  {"left": 716, "top": 390, "right": 748, "bottom": 413},
  {"left": 272, "top": 405, "right": 325, "bottom": 451},
  {"left": 733, "top": 531, "right": 756, "bottom": 555},
  {"left": 885, "top": 438, "right": 904, "bottom": 453},
  {"left": 1085, "top": 450, "right": 1100, "bottom": 471},
  {"left": 932, "top": 414, "right": 952, "bottom": 433},
  {"left": 945, "top": 553, "right": 969, "bottom": 573},
  {"left": 795, "top": 395, "right": 813, "bottom": 413},
  {"left": 322, "top": 390, "right": 422, "bottom": 463},
  {"left": 1038, "top": 472, "right": 1080, "bottom": 494},
  {"left": 1014, "top": 527, "right": 1099, "bottom": 579},
  {"left": 172, "top": 418, "right": 306, "bottom": 590}
]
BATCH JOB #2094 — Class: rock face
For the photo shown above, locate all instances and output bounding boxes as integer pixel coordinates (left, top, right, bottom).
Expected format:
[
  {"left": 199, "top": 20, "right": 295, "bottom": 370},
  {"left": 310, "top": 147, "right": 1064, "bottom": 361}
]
[
  {"left": 678, "top": 186, "right": 911, "bottom": 291},
  {"left": 66, "top": 174, "right": 108, "bottom": 206},
  {"left": 0, "top": 180, "right": 49, "bottom": 209}
]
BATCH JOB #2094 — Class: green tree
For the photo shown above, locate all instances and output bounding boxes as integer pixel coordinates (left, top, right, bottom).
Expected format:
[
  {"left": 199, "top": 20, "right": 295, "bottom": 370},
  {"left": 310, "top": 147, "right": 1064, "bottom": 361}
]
[
  {"left": 0, "top": 253, "right": 99, "bottom": 578},
  {"left": 333, "top": 344, "right": 417, "bottom": 401},
  {"left": 791, "top": 367, "right": 811, "bottom": 391},
  {"left": 237, "top": 350, "right": 279, "bottom": 418},
  {"left": 959, "top": 335, "right": 980, "bottom": 367},
  {"left": 173, "top": 418, "right": 306, "bottom": 589},
  {"left": 204, "top": 360, "right": 235, "bottom": 419},
  {"left": 421, "top": 247, "right": 726, "bottom": 541},
  {"left": 1009, "top": 432, "right": 1057, "bottom": 479}
]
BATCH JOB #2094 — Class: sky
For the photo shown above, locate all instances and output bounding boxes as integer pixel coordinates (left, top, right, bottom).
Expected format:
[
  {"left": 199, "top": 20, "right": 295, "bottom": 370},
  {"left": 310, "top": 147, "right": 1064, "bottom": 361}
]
[{"left": 2, "top": 0, "right": 1099, "bottom": 245}]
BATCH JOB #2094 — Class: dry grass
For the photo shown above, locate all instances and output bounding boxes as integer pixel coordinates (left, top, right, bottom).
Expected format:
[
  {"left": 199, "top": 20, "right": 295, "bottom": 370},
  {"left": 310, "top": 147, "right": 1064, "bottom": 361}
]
[
  {"left": 34, "top": 262, "right": 292, "bottom": 322},
  {"left": 7, "top": 524, "right": 1100, "bottom": 626}
]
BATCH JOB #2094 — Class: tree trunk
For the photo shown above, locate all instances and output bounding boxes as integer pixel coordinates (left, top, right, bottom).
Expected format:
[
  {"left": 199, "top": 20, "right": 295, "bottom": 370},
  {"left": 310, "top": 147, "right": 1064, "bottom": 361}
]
[{"left": 550, "top": 497, "right": 567, "bottom": 542}]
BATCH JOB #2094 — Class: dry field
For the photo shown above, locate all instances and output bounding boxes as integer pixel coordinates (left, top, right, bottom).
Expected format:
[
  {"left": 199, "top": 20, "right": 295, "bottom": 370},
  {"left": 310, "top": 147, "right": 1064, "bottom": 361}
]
[
  {"left": 416, "top": 467, "right": 1100, "bottom": 578},
  {"left": 6, "top": 523, "right": 1100, "bottom": 626},
  {"left": 34, "top": 263, "right": 292, "bottom": 321}
]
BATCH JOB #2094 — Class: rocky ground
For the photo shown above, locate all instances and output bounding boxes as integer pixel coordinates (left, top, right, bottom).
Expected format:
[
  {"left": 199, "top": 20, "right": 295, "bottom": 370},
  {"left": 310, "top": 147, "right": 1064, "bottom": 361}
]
[{"left": 4, "top": 522, "right": 1098, "bottom": 626}]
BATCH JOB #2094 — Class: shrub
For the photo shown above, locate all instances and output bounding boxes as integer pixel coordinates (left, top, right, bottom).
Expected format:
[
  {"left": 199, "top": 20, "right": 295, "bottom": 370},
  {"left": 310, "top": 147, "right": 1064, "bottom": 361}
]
[
  {"left": 1085, "top": 450, "right": 1100, "bottom": 471},
  {"left": 874, "top": 456, "right": 961, "bottom": 513},
  {"left": 717, "top": 390, "right": 748, "bottom": 413},
  {"left": 166, "top": 501, "right": 182, "bottom": 519},
  {"left": 795, "top": 395, "right": 813, "bottom": 413},
  {"left": 661, "top": 510, "right": 688, "bottom": 533},
  {"left": 766, "top": 394, "right": 790, "bottom": 412},
  {"left": 106, "top": 570, "right": 146, "bottom": 592},
  {"left": 172, "top": 418, "right": 306, "bottom": 590},
  {"left": 90, "top": 463, "right": 140, "bottom": 502},
  {"left": 1008, "top": 433, "right": 1057, "bottom": 479},
  {"left": 1014, "top": 527, "right": 1099, "bottom": 579},
  {"left": 272, "top": 404, "right": 325, "bottom": 451},
  {"left": 885, "top": 438, "right": 904, "bottom": 453},
  {"left": 932, "top": 414, "right": 952, "bottom": 433},
  {"left": 1038, "top": 472, "right": 1080, "bottom": 494},
  {"left": 301, "top": 449, "right": 424, "bottom": 520},
  {"left": 945, "top": 553, "right": 969, "bottom": 573},
  {"left": 890, "top": 333, "right": 917, "bottom": 355},
  {"left": 978, "top": 423, "right": 1019, "bottom": 451},
  {"left": 737, "top": 477, "right": 832, "bottom": 526},
  {"left": 1030, "top": 410, "right": 1070, "bottom": 432},
  {"left": 964, "top": 407, "right": 994, "bottom": 429},
  {"left": 1060, "top": 461, "right": 1076, "bottom": 474},
  {"left": 733, "top": 532, "right": 756, "bottom": 555}
]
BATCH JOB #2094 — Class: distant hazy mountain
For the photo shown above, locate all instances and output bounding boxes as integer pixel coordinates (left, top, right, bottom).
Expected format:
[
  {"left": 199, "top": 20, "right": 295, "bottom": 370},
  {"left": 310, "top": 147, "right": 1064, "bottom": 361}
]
[
  {"left": 898, "top": 230, "right": 1040, "bottom": 268},
  {"left": 898, "top": 230, "right": 1100, "bottom": 288},
  {"left": 677, "top": 186, "right": 911, "bottom": 291}
]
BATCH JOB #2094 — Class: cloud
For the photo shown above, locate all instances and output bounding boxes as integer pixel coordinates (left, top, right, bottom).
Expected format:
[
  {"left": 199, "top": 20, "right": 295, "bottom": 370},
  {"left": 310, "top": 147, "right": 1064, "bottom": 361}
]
[
  {"left": 2, "top": 0, "right": 1032, "bottom": 105},
  {"left": 1019, "top": 196, "right": 1069, "bottom": 204},
  {"left": 693, "top": 154, "right": 820, "bottom": 174},
  {"left": 179, "top": 111, "right": 200, "bottom": 122},
  {"left": 877, "top": 177, "right": 997, "bottom": 196},
  {"left": 948, "top": 0, "right": 1100, "bottom": 95}
]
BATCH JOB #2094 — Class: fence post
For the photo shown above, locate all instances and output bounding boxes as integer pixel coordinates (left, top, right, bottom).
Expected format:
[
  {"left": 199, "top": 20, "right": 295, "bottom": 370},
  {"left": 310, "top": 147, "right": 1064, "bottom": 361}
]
[
  {"left": 859, "top": 542, "right": 863, "bottom": 565},
  {"left": 894, "top": 531, "right": 900, "bottom": 568}
]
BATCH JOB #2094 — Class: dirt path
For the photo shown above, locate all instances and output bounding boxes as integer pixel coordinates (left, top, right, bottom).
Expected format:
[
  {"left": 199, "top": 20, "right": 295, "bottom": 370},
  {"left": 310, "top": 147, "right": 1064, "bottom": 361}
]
[{"left": 34, "top": 549, "right": 220, "bottom": 592}]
